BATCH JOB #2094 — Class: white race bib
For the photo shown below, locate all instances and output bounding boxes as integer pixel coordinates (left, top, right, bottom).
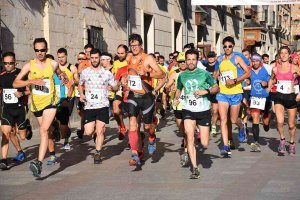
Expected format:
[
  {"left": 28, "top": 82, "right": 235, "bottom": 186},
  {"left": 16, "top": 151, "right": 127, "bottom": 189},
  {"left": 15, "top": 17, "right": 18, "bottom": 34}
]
[
  {"left": 3, "top": 89, "right": 18, "bottom": 104},
  {"left": 294, "top": 85, "right": 299, "bottom": 94},
  {"left": 184, "top": 94, "right": 205, "bottom": 111},
  {"left": 220, "top": 70, "right": 234, "bottom": 85},
  {"left": 128, "top": 75, "right": 142, "bottom": 90},
  {"left": 32, "top": 79, "right": 51, "bottom": 95},
  {"left": 55, "top": 85, "right": 61, "bottom": 98},
  {"left": 277, "top": 80, "right": 292, "bottom": 94},
  {"left": 86, "top": 89, "right": 104, "bottom": 103},
  {"left": 250, "top": 96, "right": 266, "bottom": 110}
]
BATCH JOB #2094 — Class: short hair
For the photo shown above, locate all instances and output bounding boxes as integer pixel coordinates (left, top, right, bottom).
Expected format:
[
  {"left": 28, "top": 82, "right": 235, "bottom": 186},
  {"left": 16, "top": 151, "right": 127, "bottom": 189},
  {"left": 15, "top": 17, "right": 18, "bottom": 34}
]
[
  {"left": 101, "top": 52, "right": 113, "bottom": 59},
  {"left": 2, "top": 52, "right": 15, "bottom": 60},
  {"left": 84, "top": 43, "right": 94, "bottom": 50},
  {"left": 129, "top": 33, "right": 143, "bottom": 45},
  {"left": 173, "top": 51, "right": 179, "bottom": 55},
  {"left": 78, "top": 52, "right": 86, "bottom": 56},
  {"left": 33, "top": 38, "right": 48, "bottom": 49},
  {"left": 46, "top": 54, "right": 55, "bottom": 60},
  {"left": 90, "top": 48, "right": 101, "bottom": 56},
  {"left": 183, "top": 43, "right": 195, "bottom": 50},
  {"left": 279, "top": 46, "right": 291, "bottom": 55},
  {"left": 185, "top": 49, "right": 199, "bottom": 60},
  {"left": 57, "top": 48, "right": 68, "bottom": 55},
  {"left": 158, "top": 55, "right": 165, "bottom": 60},
  {"left": 169, "top": 53, "right": 174, "bottom": 57},
  {"left": 242, "top": 48, "right": 251, "bottom": 54},
  {"left": 262, "top": 54, "right": 269, "bottom": 59},
  {"left": 117, "top": 44, "right": 129, "bottom": 52},
  {"left": 148, "top": 53, "right": 156, "bottom": 59},
  {"left": 222, "top": 36, "right": 235, "bottom": 45},
  {"left": 154, "top": 52, "right": 160, "bottom": 55}
]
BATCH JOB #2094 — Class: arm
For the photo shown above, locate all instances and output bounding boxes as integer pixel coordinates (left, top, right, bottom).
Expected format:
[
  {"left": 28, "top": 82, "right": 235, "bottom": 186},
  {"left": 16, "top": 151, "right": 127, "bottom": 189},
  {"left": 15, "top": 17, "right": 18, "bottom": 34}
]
[
  {"left": 153, "top": 72, "right": 167, "bottom": 93},
  {"left": 71, "top": 65, "right": 79, "bottom": 85},
  {"left": 13, "top": 63, "right": 44, "bottom": 88},
  {"left": 165, "top": 71, "right": 176, "bottom": 91},
  {"left": 144, "top": 55, "right": 165, "bottom": 79},
  {"left": 236, "top": 56, "right": 251, "bottom": 82},
  {"left": 267, "top": 67, "right": 276, "bottom": 92}
]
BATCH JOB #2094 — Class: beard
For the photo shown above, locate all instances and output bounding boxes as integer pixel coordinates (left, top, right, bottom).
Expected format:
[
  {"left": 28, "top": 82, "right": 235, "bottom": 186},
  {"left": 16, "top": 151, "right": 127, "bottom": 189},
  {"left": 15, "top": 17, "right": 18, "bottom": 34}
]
[{"left": 91, "top": 61, "right": 100, "bottom": 68}]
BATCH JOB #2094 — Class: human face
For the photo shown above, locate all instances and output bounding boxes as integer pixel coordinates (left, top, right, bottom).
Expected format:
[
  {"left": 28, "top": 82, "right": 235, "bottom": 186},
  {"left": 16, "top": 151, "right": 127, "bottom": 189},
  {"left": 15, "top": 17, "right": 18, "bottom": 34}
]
[
  {"left": 130, "top": 40, "right": 142, "bottom": 56},
  {"left": 90, "top": 53, "right": 100, "bottom": 68},
  {"left": 34, "top": 42, "right": 47, "bottom": 61},
  {"left": 292, "top": 56, "right": 299, "bottom": 65},
  {"left": 252, "top": 60, "right": 261, "bottom": 70},
  {"left": 279, "top": 49, "right": 290, "bottom": 62},
  {"left": 169, "top": 56, "right": 174, "bottom": 63},
  {"left": 186, "top": 54, "right": 198, "bottom": 71},
  {"left": 223, "top": 42, "right": 234, "bottom": 56},
  {"left": 263, "top": 57, "right": 269, "bottom": 64},
  {"left": 57, "top": 52, "right": 67, "bottom": 66},
  {"left": 85, "top": 47, "right": 92, "bottom": 59},
  {"left": 158, "top": 58, "right": 164, "bottom": 65},
  {"left": 77, "top": 54, "right": 86, "bottom": 64},
  {"left": 100, "top": 57, "right": 111, "bottom": 68},
  {"left": 3, "top": 56, "right": 15, "bottom": 72},
  {"left": 178, "top": 60, "right": 187, "bottom": 70},
  {"left": 207, "top": 57, "right": 216, "bottom": 64},
  {"left": 117, "top": 47, "right": 127, "bottom": 61},
  {"left": 242, "top": 51, "right": 251, "bottom": 59}
]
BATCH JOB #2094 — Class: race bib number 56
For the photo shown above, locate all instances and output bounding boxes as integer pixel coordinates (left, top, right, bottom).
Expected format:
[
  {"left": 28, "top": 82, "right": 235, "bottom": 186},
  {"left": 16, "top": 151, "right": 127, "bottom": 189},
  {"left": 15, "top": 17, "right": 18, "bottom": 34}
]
[{"left": 3, "top": 89, "right": 18, "bottom": 104}]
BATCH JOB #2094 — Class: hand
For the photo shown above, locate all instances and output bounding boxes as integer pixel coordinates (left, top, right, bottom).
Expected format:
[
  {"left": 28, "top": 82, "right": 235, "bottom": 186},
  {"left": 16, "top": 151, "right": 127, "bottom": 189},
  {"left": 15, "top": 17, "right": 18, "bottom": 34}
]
[
  {"left": 152, "top": 90, "right": 157, "bottom": 96},
  {"left": 29, "top": 78, "right": 45, "bottom": 86},
  {"left": 173, "top": 99, "right": 180, "bottom": 107},
  {"left": 260, "top": 81, "right": 268, "bottom": 87},
  {"left": 194, "top": 90, "right": 208, "bottom": 96},
  {"left": 107, "top": 86, "right": 113, "bottom": 91},
  {"left": 80, "top": 94, "right": 86, "bottom": 102},
  {"left": 60, "top": 73, "right": 69, "bottom": 85},
  {"left": 14, "top": 91, "right": 23, "bottom": 98},
  {"left": 226, "top": 79, "right": 236, "bottom": 86},
  {"left": 266, "top": 87, "right": 271, "bottom": 93}
]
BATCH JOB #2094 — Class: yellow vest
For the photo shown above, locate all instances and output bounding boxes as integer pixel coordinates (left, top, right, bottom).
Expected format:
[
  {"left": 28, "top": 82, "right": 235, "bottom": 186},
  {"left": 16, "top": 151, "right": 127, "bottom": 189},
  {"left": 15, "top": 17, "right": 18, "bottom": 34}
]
[
  {"left": 112, "top": 60, "right": 128, "bottom": 75},
  {"left": 153, "top": 64, "right": 167, "bottom": 93},
  {"left": 219, "top": 59, "right": 243, "bottom": 94},
  {"left": 61, "top": 64, "right": 75, "bottom": 97},
  {"left": 29, "top": 58, "right": 58, "bottom": 112}
]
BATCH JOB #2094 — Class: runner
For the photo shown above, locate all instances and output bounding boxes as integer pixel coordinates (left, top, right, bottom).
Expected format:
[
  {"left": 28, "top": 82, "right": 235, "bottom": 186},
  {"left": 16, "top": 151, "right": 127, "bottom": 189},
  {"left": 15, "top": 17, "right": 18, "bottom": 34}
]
[
  {"left": 0, "top": 52, "right": 31, "bottom": 169},
  {"left": 268, "top": 46, "right": 300, "bottom": 155},
  {"left": 78, "top": 48, "right": 118, "bottom": 164},
  {"left": 174, "top": 49, "right": 218, "bottom": 179},
  {"left": 13, "top": 38, "right": 67, "bottom": 177},
  {"left": 216, "top": 36, "right": 250, "bottom": 156},
  {"left": 248, "top": 53, "right": 272, "bottom": 152},
  {"left": 262, "top": 54, "right": 270, "bottom": 64},
  {"left": 126, "top": 33, "right": 165, "bottom": 166}
]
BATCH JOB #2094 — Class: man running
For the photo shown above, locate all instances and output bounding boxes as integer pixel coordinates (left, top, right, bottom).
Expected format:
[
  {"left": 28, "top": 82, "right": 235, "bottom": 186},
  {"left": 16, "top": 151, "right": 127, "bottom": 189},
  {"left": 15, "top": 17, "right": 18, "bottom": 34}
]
[
  {"left": 13, "top": 38, "right": 67, "bottom": 177},
  {"left": 174, "top": 49, "right": 218, "bottom": 179},
  {"left": 78, "top": 48, "right": 118, "bottom": 164}
]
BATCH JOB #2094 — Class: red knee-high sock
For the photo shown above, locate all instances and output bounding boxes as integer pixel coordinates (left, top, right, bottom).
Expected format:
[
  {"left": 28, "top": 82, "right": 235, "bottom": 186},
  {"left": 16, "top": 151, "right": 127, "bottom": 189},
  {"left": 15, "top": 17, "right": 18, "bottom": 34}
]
[{"left": 128, "top": 130, "right": 139, "bottom": 153}]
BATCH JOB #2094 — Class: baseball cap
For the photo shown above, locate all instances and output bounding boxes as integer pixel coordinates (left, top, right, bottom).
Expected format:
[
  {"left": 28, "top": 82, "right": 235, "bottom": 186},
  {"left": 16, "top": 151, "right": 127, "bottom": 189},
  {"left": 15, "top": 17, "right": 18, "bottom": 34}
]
[
  {"left": 177, "top": 52, "right": 186, "bottom": 61},
  {"left": 207, "top": 51, "right": 216, "bottom": 58}
]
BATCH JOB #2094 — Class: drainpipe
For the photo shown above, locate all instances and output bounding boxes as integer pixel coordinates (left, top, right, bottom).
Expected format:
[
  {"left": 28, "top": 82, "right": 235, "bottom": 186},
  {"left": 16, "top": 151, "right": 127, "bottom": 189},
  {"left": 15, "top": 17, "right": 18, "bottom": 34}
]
[
  {"left": 126, "top": 0, "right": 130, "bottom": 46},
  {"left": 0, "top": 8, "right": 2, "bottom": 57},
  {"left": 185, "top": 0, "right": 188, "bottom": 44}
]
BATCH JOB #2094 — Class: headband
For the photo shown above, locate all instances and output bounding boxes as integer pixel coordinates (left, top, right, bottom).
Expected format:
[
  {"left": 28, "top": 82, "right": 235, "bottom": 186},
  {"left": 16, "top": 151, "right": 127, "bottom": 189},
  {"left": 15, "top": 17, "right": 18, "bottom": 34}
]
[{"left": 101, "top": 55, "right": 111, "bottom": 60}]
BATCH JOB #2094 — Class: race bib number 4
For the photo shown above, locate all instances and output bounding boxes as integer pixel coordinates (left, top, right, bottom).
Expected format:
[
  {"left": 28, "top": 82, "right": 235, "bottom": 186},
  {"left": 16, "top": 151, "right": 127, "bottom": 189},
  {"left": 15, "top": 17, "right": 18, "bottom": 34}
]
[
  {"left": 220, "top": 70, "right": 234, "bottom": 85},
  {"left": 86, "top": 89, "right": 103, "bottom": 103},
  {"left": 250, "top": 96, "right": 266, "bottom": 110},
  {"left": 3, "top": 89, "right": 18, "bottom": 104},
  {"left": 32, "top": 79, "right": 51, "bottom": 95},
  {"left": 128, "top": 75, "right": 142, "bottom": 90},
  {"left": 277, "top": 80, "right": 292, "bottom": 94}
]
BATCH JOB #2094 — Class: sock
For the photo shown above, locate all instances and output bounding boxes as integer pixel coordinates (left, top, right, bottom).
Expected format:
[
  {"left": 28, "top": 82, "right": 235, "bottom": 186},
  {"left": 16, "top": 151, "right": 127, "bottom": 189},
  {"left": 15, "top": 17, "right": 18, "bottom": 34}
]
[
  {"left": 96, "top": 149, "right": 101, "bottom": 154},
  {"left": 18, "top": 150, "right": 23, "bottom": 154},
  {"left": 290, "top": 142, "right": 295, "bottom": 145},
  {"left": 128, "top": 131, "right": 139, "bottom": 151},
  {"left": 50, "top": 151, "right": 55, "bottom": 156},
  {"left": 252, "top": 124, "right": 259, "bottom": 142},
  {"left": 281, "top": 138, "right": 286, "bottom": 141},
  {"left": 148, "top": 130, "right": 156, "bottom": 142}
]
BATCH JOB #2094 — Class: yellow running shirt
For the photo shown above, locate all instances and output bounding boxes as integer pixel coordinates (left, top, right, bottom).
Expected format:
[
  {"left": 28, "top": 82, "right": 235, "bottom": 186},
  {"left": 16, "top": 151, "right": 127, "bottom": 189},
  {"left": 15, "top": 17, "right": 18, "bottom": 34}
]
[
  {"left": 29, "top": 58, "right": 58, "bottom": 112},
  {"left": 61, "top": 64, "right": 75, "bottom": 97},
  {"left": 112, "top": 60, "right": 128, "bottom": 75}
]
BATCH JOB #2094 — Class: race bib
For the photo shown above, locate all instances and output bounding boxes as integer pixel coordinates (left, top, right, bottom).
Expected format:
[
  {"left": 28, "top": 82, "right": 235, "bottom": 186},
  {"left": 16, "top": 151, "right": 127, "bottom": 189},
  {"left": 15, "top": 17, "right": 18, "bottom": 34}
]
[
  {"left": 277, "top": 80, "right": 292, "bottom": 94},
  {"left": 86, "top": 89, "right": 104, "bottom": 103},
  {"left": 294, "top": 85, "right": 299, "bottom": 94},
  {"left": 32, "top": 79, "right": 51, "bottom": 95},
  {"left": 128, "top": 75, "right": 142, "bottom": 90},
  {"left": 55, "top": 85, "right": 61, "bottom": 98},
  {"left": 3, "top": 89, "right": 18, "bottom": 104},
  {"left": 220, "top": 70, "right": 234, "bottom": 85},
  {"left": 184, "top": 94, "right": 205, "bottom": 111},
  {"left": 250, "top": 96, "right": 266, "bottom": 110}
]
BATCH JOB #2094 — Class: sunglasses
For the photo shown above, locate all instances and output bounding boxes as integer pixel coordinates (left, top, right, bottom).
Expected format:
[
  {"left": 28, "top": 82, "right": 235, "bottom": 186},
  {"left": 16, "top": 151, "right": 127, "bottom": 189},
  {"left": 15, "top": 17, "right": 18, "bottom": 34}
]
[
  {"left": 178, "top": 61, "right": 185, "bottom": 63},
  {"left": 34, "top": 48, "right": 47, "bottom": 52},
  {"left": 77, "top": 58, "right": 86, "bottom": 60},
  {"left": 223, "top": 45, "right": 233, "bottom": 49},
  {"left": 3, "top": 62, "right": 15, "bottom": 65}
]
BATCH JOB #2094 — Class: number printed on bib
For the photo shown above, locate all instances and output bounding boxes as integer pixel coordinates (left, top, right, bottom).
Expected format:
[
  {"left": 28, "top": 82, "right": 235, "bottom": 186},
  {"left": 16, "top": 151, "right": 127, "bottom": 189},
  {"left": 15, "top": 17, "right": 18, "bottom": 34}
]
[
  {"left": 294, "top": 85, "right": 299, "bottom": 94},
  {"left": 128, "top": 75, "right": 142, "bottom": 90},
  {"left": 184, "top": 94, "right": 205, "bottom": 111},
  {"left": 220, "top": 70, "right": 234, "bottom": 85},
  {"left": 32, "top": 79, "right": 51, "bottom": 95},
  {"left": 250, "top": 96, "right": 266, "bottom": 110},
  {"left": 3, "top": 89, "right": 18, "bottom": 104},
  {"left": 86, "top": 89, "right": 103, "bottom": 103},
  {"left": 277, "top": 80, "right": 292, "bottom": 94}
]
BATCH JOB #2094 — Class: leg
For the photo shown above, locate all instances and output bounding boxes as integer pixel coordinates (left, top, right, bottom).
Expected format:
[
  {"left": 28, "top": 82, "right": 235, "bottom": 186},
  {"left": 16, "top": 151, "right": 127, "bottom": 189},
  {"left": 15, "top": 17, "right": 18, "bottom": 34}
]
[
  {"left": 1, "top": 125, "right": 13, "bottom": 160},
  {"left": 218, "top": 101, "right": 230, "bottom": 146},
  {"left": 95, "top": 120, "right": 106, "bottom": 151},
  {"left": 184, "top": 119, "right": 197, "bottom": 168},
  {"left": 287, "top": 108, "right": 297, "bottom": 143}
]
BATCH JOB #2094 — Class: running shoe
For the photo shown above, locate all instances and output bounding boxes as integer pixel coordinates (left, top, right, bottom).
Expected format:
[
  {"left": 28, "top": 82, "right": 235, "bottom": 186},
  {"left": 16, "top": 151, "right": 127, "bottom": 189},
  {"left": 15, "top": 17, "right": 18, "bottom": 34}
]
[
  {"left": 211, "top": 125, "right": 217, "bottom": 137},
  {"left": 238, "top": 128, "right": 246, "bottom": 143},
  {"left": 94, "top": 153, "right": 102, "bottom": 164},
  {"left": 180, "top": 152, "right": 189, "bottom": 167},
  {"left": 118, "top": 126, "right": 127, "bottom": 140},
  {"left": 52, "top": 120, "right": 61, "bottom": 142},
  {"left": 228, "top": 140, "right": 236, "bottom": 150},
  {"left": 289, "top": 143, "right": 295, "bottom": 155},
  {"left": 220, "top": 145, "right": 232, "bottom": 156},
  {"left": 29, "top": 161, "right": 42, "bottom": 177},
  {"left": 250, "top": 142, "right": 261, "bottom": 152},
  {"left": 0, "top": 160, "right": 8, "bottom": 170},
  {"left": 148, "top": 140, "right": 156, "bottom": 155},
  {"left": 13, "top": 151, "right": 26, "bottom": 161},
  {"left": 129, "top": 153, "right": 141, "bottom": 166},
  {"left": 77, "top": 129, "right": 83, "bottom": 139},
  {"left": 47, "top": 155, "right": 58, "bottom": 165},
  {"left": 190, "top": 167, "right": 200, "bottom": 179},
  {"left": 64, "top": 142, "right": 71, "bottom": 151},
  {"left": 278, "top": 139, "right": 286, "bottom": 154}
]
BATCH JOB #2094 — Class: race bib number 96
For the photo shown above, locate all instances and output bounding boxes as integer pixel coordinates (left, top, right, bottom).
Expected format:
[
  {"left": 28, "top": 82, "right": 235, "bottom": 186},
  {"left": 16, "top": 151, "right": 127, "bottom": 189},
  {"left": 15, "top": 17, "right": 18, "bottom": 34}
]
[{"left": 184, "top": 94, "right": 204, "bottom": 111}]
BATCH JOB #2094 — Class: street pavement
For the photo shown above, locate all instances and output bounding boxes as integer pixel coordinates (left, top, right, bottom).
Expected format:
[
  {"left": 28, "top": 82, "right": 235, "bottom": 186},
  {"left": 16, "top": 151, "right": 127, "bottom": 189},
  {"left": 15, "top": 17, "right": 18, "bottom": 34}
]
[{"left": 1, "top": 112, "right": 300, "bottom": 200}]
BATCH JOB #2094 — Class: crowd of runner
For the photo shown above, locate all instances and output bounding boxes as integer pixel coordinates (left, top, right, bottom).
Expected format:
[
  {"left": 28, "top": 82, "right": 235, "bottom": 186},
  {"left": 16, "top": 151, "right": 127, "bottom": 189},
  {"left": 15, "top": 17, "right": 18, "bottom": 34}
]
[{"left": 0, "top": 34, "right": 299, "bottom": 179}]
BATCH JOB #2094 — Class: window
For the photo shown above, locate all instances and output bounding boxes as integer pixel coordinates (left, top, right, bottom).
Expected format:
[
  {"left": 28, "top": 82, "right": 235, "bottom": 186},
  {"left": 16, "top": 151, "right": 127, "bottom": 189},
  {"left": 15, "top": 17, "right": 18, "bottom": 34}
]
[{"left": 88, "top": 26, "right": 104, "bottom": 52}]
